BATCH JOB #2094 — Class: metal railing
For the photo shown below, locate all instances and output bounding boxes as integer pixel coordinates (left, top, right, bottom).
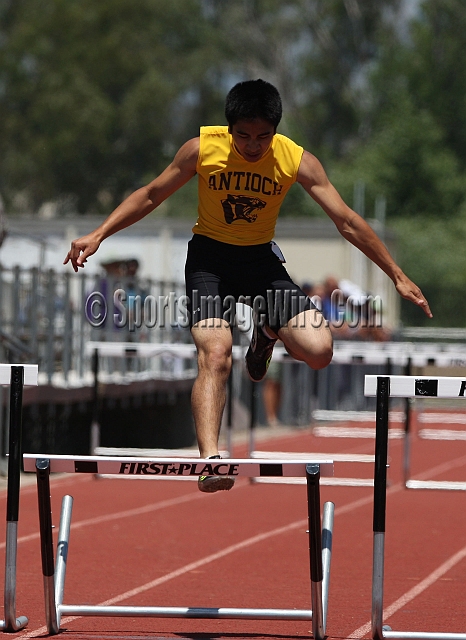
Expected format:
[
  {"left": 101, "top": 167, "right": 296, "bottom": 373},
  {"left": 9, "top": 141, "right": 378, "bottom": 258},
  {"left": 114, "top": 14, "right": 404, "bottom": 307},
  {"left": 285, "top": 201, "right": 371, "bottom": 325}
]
[{"left": 0, "top": 265, "right": 193, "bottom": 386}]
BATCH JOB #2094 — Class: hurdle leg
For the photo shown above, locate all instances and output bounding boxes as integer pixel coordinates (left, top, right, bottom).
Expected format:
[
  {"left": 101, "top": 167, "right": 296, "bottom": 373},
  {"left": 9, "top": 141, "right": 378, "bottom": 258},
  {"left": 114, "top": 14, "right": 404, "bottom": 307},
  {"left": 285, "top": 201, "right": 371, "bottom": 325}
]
[
  {"left": 402, "top": 398, "right": 412, "bottom": 487},
  {"left": 36, "top": 458, "right": 60, "bottom": 635},
  {"left": 321, "top": 501, "right": 334, "bottom": 633},
  {"left": 306, "top": 463, "right": 329, "bottom": 640},
  {"left": 1, "top": 366, "right": 28, "bottom": 632},
  {"left": 55, "top": 495, "right": 73, "bottom": 628},
  {"left": 371, "top": 377, "right": 390, "bottom": 640},
  {"left": 402, "top": 359, "right": 412, "bottom": 487}
]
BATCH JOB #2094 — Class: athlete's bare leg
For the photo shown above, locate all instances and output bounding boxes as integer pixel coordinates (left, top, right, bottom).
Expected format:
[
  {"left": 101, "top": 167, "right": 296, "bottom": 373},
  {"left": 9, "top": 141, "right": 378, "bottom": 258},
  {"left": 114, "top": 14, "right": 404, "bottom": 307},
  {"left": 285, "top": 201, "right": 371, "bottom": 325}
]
[
  {"left": 191, "top": 318, "right": 233, "bottom": 458},
  {"left": 275, "top": 309, "right": 333, "bottom": 369}
]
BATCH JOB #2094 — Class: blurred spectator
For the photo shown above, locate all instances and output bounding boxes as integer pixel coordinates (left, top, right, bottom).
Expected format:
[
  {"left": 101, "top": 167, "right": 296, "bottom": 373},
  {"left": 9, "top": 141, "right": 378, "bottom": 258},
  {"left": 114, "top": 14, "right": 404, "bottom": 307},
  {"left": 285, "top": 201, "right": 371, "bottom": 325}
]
[
  {"left": 303, "top": 275, "right": 392, "bottom": 340},
  {"left": 308, "top": 282, "right": 325, "bottom": 312},
  {"left": 123, "top": 258, "right": 146, "bottom": 335},
  {"left": 348, "top": 296, "right": 391, "bottom": 342},
  {"left": 301, "top": 281, "right": 313, "bottom": 297},
  {"left": 321, "top": 275, "right": 341, "bottom": 322},
  {"left": 87, "top": 258, "right": 144, "bottom": 339}
]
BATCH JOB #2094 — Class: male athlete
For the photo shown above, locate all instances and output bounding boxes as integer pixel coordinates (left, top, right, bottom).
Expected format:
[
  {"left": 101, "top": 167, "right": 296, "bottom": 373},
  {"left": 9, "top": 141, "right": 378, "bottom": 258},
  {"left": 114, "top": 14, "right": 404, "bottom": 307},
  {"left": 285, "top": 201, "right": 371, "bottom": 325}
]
[{"left": 64, "top": 79, "right": 432, "bottom": 493}]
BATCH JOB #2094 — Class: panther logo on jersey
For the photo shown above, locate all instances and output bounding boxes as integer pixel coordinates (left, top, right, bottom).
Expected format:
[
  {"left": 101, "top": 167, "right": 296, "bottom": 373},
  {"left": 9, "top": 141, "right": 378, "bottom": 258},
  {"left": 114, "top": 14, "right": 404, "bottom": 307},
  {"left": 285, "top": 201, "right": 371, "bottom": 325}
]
[{"left": 221, "top": 194, "right": 266, "bottom": 224}]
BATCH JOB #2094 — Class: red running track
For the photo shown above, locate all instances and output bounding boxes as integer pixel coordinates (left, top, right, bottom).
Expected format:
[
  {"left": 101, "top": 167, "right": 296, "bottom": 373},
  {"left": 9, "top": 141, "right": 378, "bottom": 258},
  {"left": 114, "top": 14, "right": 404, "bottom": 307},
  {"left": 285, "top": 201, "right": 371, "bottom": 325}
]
[{"left": 2, "top": 415, "right": 466, "bottom": 640}]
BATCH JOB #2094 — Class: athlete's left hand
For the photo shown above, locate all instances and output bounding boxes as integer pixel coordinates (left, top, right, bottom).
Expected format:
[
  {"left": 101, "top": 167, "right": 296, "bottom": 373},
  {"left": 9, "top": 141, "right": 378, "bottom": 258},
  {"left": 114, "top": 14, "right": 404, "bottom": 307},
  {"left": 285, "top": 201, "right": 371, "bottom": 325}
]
[{"left": 395, "top": 277, "right": 433, "bottom": 318}]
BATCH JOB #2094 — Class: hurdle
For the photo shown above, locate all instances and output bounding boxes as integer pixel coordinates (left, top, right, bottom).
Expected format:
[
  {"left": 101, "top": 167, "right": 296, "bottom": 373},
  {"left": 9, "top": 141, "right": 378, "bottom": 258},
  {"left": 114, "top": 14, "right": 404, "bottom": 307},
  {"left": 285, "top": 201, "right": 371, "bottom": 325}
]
[
  {"left": 247, "top": 342, "right": 401, "bottom": 488},
  {"left": 0, "top": 363, "right": 39, "bottom": 633},
  {"left": 365, "top": 374, "right": 466, "bottom": 640},
  {"left": 23, "top": 454, "right": 334, "bottom": 639},
  {"left": 317, "top": 350, "right": 466, "bottom": 492},
  {"left": 313, "top": 342, "right": 466, "bottom": 444},
  {"left": 369, "top": 371, "right": 466, "bottom": 492}
]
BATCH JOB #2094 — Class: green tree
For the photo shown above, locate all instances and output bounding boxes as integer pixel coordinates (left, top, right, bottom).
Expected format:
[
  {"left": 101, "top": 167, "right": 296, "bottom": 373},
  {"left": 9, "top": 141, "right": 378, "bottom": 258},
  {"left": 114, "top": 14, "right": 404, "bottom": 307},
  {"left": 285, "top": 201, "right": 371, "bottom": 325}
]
[
  {"left": 204, "top": 0, "right": 402, "bottom": 160},
  {"left": 329, "top": 90, "right": 466, "bottom": 220},
  {"left": 405, "top": 0, "right": 466, "bottom": 170},
  {"left": 0, "top": 0, "right": 220, "bottom": 213},
  {"left": 394, "top": 211, "right": 466, "bottom": 327}
]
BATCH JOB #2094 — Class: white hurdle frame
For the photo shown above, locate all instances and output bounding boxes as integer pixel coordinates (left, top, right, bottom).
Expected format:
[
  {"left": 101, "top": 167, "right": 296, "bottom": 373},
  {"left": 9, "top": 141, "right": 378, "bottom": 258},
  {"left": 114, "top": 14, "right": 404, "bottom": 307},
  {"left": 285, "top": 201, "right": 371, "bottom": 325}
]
[
  {"left": 0, "top": 363, "right": 38, "bottom": 633},
  {"left": 366, "top": 374, "right": 466, "bottom": 491},
  {"left": 23, "top": 454, "right": 334, "bottom": 639},
  {"left": 365, "top": 375, "right": 466, "bottom": 640}
]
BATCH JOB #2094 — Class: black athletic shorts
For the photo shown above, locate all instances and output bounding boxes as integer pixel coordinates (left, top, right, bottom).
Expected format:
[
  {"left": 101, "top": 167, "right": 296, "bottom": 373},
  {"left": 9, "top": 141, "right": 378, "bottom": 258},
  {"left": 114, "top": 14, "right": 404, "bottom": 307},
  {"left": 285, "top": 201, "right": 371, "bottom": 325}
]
[{"left": 185, "top": 234, "right": 315, "bottom": 331}]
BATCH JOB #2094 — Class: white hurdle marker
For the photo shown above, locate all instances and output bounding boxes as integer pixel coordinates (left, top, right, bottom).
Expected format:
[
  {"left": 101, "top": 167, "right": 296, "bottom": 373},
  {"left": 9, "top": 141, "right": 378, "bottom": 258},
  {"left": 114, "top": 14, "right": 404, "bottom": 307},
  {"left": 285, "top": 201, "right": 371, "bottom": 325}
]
[
  {"left": 0, "top": 363, "right": 38, "bottom": 633},
  {"left": 24, "top": 454, "right": 334, "bottom": 639},
  {"left": 365, "top": 375, "right": 466, "bottom": 640},
  {"left": 250, "top": 451, "right": 375, "bottom": 487}
]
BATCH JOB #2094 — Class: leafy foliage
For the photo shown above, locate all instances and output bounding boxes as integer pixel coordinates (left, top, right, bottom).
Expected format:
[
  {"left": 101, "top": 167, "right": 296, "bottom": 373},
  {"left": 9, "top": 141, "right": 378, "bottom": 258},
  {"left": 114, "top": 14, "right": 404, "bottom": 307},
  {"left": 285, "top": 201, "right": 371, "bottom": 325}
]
[
  {"left": 393, "top": 211, "right": 466, "bottom": 326},
  {"left": 331, "top": 90, "right": 466, "bottom": 219},
  {"left": 1, "top": 0, "right": 466, "bottom": 324},
  {"left": 0, "top": 0, "right": 402, "bottom": 213},
  {"left": 0, "top": 0, "right": 221, "bottom": 212}
]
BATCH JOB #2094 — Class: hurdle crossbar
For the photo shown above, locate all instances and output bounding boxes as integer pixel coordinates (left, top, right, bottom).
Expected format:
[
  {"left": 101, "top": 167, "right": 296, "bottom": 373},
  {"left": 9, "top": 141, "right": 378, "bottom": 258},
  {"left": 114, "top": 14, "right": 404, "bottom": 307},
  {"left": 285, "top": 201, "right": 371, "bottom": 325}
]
[
  {"left": 29, "top": 455, "right": 334, "bottom": 639},
  {"left": 1, "top": 363, "right": 38, "bottom": 633},
  {"left": 249, "top": 451, "right": 375, "bottom": 487},
  {"left": 365, "top": 375, "right": 466, "bottom": 640},
  {"left": 92, "top": 447, "right": 229, "bottom": 481}
]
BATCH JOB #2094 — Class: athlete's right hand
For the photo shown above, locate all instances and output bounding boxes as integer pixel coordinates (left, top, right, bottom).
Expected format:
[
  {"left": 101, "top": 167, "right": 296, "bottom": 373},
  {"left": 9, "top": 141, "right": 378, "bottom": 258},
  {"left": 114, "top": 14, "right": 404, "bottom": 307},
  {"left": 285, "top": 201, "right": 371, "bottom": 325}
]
[{"left": 63, "top": 234, "right": 101, "bottom": 272}]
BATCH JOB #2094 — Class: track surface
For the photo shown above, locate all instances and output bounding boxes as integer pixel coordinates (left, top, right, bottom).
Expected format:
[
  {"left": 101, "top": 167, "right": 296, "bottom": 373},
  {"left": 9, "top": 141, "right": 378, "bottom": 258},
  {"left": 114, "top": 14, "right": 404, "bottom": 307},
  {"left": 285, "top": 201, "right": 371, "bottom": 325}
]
[{"left": 2, "top": 412, "right": 466, "bottom": 639}]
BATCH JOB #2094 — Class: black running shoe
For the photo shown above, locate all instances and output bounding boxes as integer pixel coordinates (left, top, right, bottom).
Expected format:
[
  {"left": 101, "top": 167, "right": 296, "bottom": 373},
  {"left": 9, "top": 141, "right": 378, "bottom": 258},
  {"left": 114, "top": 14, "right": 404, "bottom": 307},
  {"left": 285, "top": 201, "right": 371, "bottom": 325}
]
[
  {"left": 245, "top": 324, "right": 277, "bottom": 382},
  {"left": 198, "top": 455, "right": 235, "bottom": 493}
]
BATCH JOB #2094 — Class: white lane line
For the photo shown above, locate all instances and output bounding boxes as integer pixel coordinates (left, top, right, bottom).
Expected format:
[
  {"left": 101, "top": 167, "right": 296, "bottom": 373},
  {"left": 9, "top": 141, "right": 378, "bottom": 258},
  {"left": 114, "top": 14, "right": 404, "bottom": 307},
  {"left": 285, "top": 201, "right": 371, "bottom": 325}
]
[
  {"left": 345, "top": 455, "right": 466, "bottom": 639},
  {"left": 413, "top": 453, "right": 466, "bottom": 482},
  {"left": 0, "top": 486, "right": 229, "bottom": 551},
  {"left": 0, "top": 472, "right": 91, "bottom": 499},
  {"left": 348, "top": 543, "right": 466, "bottom": 639}
]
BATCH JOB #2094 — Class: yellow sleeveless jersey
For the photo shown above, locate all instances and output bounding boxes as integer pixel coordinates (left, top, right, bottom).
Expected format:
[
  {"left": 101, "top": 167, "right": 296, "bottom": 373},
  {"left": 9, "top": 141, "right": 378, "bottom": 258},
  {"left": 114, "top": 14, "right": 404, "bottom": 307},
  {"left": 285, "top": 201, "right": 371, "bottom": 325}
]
[{"left": 193, "top": 126, "right": 304, "bottom": 245}]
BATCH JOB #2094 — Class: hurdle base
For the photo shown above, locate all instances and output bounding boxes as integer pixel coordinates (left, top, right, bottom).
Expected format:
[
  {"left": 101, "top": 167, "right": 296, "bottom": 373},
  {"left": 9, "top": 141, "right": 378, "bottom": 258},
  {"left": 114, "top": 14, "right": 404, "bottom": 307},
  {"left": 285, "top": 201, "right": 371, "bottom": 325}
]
[
  {"left": 0, "top": 616, "right": 28, "bottom": 632},
  {"left": 59, "top": 605, "right": 313, "bottom": 620},
  {"left": 382, "top": 631, "right": 466, "bottom": 639},
  {"left": 406, "top": 479, "right": 466, "bottom": 491}
]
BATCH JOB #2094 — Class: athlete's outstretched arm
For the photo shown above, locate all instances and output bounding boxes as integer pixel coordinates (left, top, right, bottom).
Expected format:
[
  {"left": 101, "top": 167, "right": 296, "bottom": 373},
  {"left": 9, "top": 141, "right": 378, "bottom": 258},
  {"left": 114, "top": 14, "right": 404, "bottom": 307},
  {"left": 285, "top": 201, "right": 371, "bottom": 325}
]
[
  {"left": 297, "top": 150, "right": 433, "bottom": 318},
  {"left": 64, "top": 138, "right": 199, "bottom": 272}
]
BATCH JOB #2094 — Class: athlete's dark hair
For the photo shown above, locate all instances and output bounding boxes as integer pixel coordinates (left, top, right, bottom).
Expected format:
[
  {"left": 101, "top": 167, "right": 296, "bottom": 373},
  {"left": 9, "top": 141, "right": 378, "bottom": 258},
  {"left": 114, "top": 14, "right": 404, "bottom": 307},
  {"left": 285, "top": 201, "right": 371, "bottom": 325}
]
[{"left": 225, "top": 79, "right": 282, "bottom": 129}]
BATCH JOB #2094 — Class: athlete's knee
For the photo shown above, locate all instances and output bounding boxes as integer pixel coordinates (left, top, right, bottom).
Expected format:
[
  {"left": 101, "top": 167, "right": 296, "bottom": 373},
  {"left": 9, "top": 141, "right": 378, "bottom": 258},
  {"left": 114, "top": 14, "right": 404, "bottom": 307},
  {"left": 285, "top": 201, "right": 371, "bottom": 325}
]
[
  {"left": 300, "top": 334, "right": 333, "bottom": 370},
  {"left": 198, "top": 341, "right": 232, "bottom": 377},
  {"left": 310, "top": 342, "right": 333, "bottom": 369}
]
